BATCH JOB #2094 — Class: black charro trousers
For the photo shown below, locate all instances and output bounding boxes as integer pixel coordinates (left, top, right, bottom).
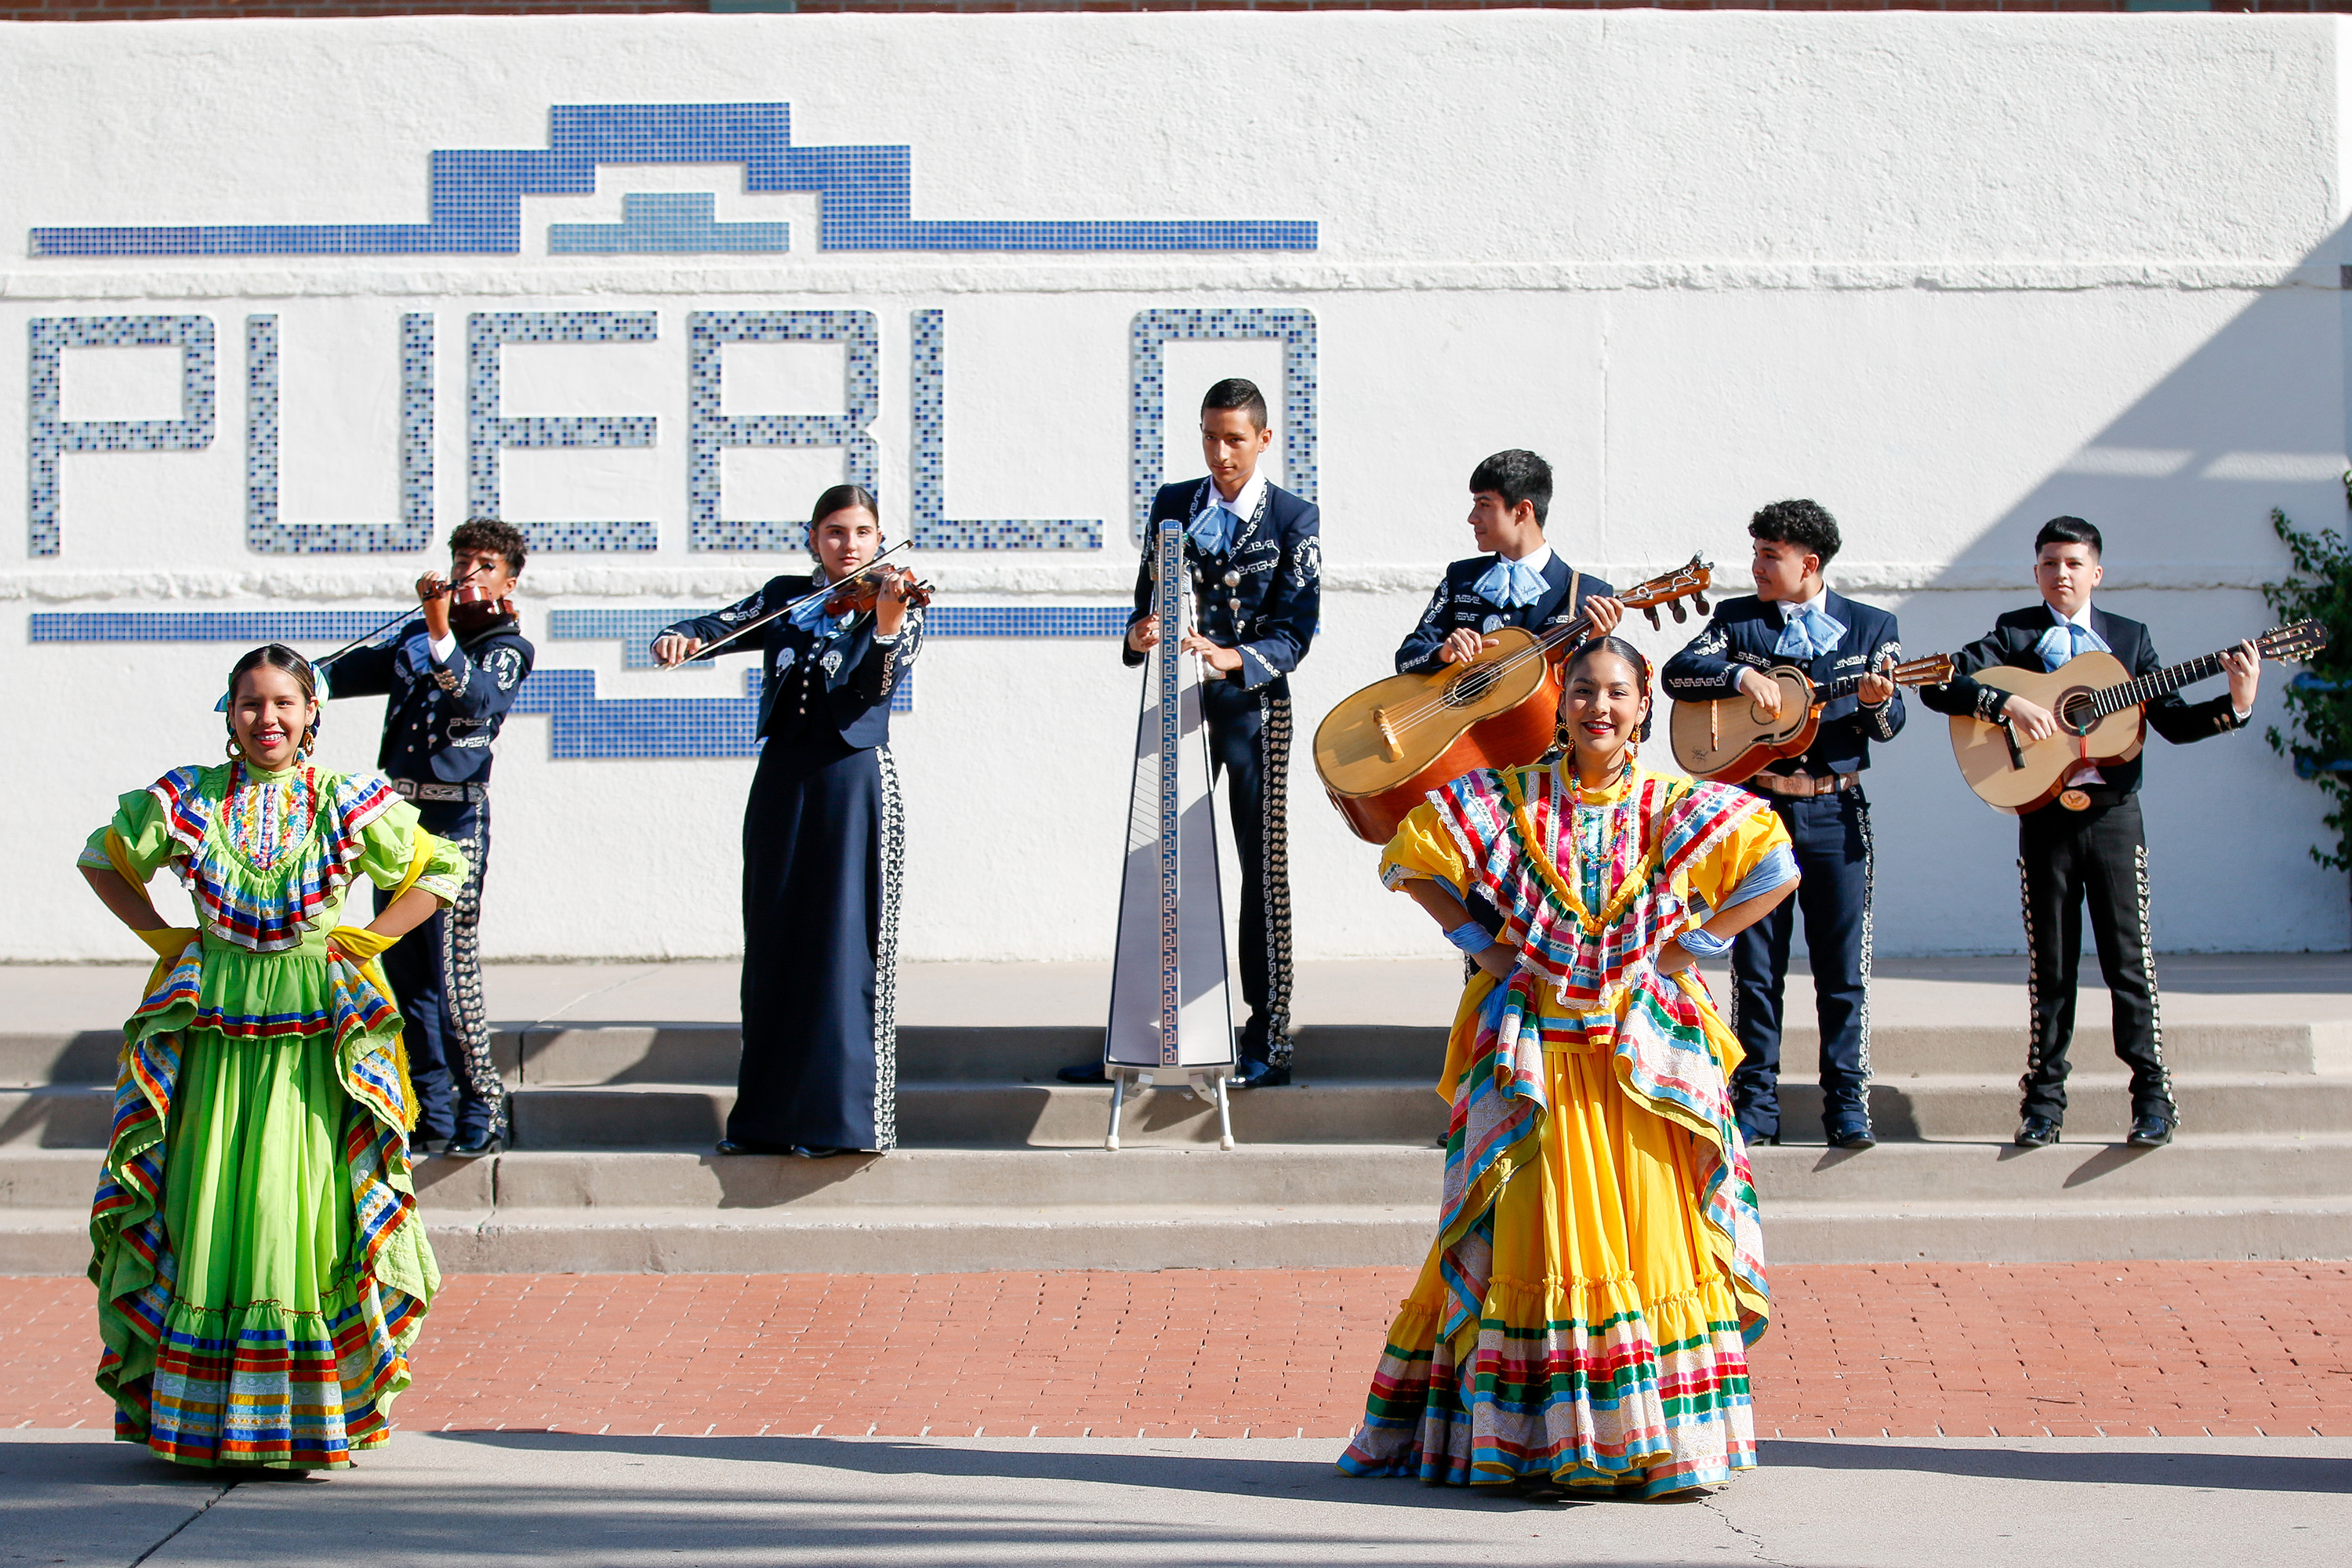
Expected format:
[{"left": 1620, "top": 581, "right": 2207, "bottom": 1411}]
[
  {"left": 2016, "top": 793, "right": 2174, "bottom": 1123},
  {"left": 1203, "top": 686, "right": 1296, "bottom": 1069}
]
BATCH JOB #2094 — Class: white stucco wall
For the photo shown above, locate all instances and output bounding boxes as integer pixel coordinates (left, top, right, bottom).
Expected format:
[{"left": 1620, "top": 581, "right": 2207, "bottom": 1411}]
[{"left": 3, "top": 12, "right": 2347, "bottom": 963}]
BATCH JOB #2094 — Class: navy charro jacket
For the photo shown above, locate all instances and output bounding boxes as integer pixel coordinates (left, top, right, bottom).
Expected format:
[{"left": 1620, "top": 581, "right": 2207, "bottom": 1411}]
[
  {"left": 1662, "top": 590, "right": 1907, "bottom": 779},
  {"left": 1122, "top": 477, "right": 1321, "bottom": 720},
  {"left": 1394, "top": 554, "right": 1617, "bottom": 675},
  {"left": 659, "top": 574, "right": 921, "bottom": 751},
  {"left": 322, "top": 613, "right": 535, "bottom": 786},
  {"left": 1915, "top": 603, "right": 2244, "bottom": 805}
]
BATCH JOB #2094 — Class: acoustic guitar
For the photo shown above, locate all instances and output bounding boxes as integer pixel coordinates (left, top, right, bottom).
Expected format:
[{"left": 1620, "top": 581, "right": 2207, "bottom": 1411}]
[
  {"left": 1671, "top": 652, "right": 1956, "bottom": 782},
  {"left": 1947, "top": 621, "right": 2326, "bottom": 813},
  {"left": 1312, "top": 556, "right": 1715, "bottom": 844}
]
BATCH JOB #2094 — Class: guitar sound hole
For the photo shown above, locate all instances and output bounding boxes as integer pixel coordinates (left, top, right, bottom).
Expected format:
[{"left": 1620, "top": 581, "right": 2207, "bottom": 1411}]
[
  {"left": 2057, "top": 691, "right": 2096, "bottom": 736},
  {"left": 1444, "top": 668, "right": 1497, "bottom": 707}
]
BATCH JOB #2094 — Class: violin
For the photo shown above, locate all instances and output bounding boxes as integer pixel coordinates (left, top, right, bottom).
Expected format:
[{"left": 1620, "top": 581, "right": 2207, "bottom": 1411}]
[
  {"left": 824, "top": 564, "right": 935, "bottom": 619},
  {"left": 654, "top": 544, "right": 935, "bottom": 670},
  {"left": 317, "top": 565, "right": 514, "bottom": 671},
  {"left": 433, "top": 576, "right": 517, "bottom": 622}
]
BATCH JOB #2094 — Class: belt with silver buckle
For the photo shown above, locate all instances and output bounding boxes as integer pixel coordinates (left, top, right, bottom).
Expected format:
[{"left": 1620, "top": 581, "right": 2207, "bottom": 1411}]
[
  {"left": 1748, "top": 770, "right": 1859, "bottom": 799},
  {"left": 388, "top": 778, "right": 486, "bottom": 804}
]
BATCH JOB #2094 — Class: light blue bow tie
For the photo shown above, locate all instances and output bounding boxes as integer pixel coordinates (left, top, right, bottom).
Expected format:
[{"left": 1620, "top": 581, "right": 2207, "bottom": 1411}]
[
  {"left": 1472, "top": 554, "right": 1549, "bottom": 610},
  {"left": 1187, "top": 501, "right": 1238, "bottom": 557},
  {"left": 2035, "top": 616, "right": 2109, "bottom": 672},
  {"left": 1774, "top": 601, "right": 1846, "bottom": 660},
  {"left": 787, "top": 590, "right": 852, "bottom": 640}
]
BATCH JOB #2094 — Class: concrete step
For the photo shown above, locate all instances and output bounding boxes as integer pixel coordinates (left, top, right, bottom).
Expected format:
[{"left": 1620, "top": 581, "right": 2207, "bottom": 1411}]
[
  {"left": 1763, "top": 1197, "right": 2352, "bottom": 1264},
  {"left": 18, "top": 1071, "right": 2352, "bottom": 1156},
  {"left": 9, "top": 1018, "right": 2343, "bottom": 1092},
  {"left": 0, "top": 1085, "right": 110, "bottom": 1149},
  {"left": 505, "top": 1071, "right": 2352, "bottom": 1149},
  {"left": 503, "top": 1021, "right": 2346, "bottom": 1086},
  {"left": 0, "top": 1145, "right": 499, "bottom": 1210},
  {"left": 8, "top": 1139, "right": 2347, "bottom": 1274},
  {"left": 14, "top": 1136, "right": 2343, "bottom": 1213},
  {"left": 9, "top": 1193, "right": 2343, "bottom": 1276},
  {"left": 510, "top": 1080, "right": 1450, "bottom": 1149}
]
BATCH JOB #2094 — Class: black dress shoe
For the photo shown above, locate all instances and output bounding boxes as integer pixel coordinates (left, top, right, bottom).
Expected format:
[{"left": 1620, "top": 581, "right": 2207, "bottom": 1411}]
[
  {"left": 412, "top": 1136, "right": 451, "bottom": 1156},
  {"left": 1055, "top": 1062, "right": 1110, "bottom": 1085},
  {"left": 1229, "top": 1060, "right": 1290, "bottom": 1089},
  {"left": 2126, "top": 1113, "right": 2176, "bottom": 1149},
  {"left": 1825, "top": 1120, "right": 1877, "bottom": 1152},
  {"left": 2015, "top": 1115, "right": 2063, "bottom": 1149},
  {"left": 715, "top": 1138, "right": 790, "bottom": 1156},
  {"left": 446, "top": 1131, "right": 503, "bottom": 1156},
  {"left": 1739, "top": 1127, "right": 1780, "bottom": 1148},
  {"left": 789, "top": 1145, "right": 852, "bottom": 1160}
]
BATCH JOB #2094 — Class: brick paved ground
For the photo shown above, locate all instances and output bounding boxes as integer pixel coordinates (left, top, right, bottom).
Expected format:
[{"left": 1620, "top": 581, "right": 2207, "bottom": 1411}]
[{"left": 4, "top": 1263, "right": 2345, "bottom": 1440}]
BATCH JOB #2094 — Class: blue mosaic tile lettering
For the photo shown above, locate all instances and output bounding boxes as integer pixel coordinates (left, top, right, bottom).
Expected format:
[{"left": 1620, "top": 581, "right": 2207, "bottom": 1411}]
[
  {"left": 246, "top": 314, "right": 434, "bottom": 554},
  {"left": 549, "top": 191, "right": 790, "bottom": 256},
  {"left": 468, "top": 310, "right": 659, "bottom": 553},
  {"left": 31, "top": 103, "right": 1316, "bottom": 259},
  {"left": 27, "top": 601, "right": 1133, "bottom": 757},
  {"left": 688, "top": 310, "right": 877, "bottom": 552},
  {"left": 909, "top": 308, "right": 1098, "bottom": 552},
  {"left": 1129, "top": 309, "right": 1318, "bottom": 546},
  {"left": 27, "top": 314, "right": 215, "bottom": 558}
]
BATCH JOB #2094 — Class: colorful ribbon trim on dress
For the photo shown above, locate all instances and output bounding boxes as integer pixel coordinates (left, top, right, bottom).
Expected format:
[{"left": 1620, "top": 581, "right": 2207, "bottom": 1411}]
[
  {"left": 88, "top": 931, "right": 430, "bottom": 1466},
  {"left": 142, "top": 766, "right": 401, "bottom": 952}
]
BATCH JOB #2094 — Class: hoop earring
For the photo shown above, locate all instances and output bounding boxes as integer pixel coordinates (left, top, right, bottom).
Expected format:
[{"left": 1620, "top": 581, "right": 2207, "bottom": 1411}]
[
  {"left": 1553, "top": 722, "right": 1574, "bottom": 756},
  {"left": 224, "top": 731, "right": 243, "bottom": 762}
]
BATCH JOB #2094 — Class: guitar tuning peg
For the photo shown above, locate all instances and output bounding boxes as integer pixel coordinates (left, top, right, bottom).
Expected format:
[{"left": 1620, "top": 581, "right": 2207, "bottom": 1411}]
[
  {"left": 1642, "top": 606, "right": 1662, "bottom": 630},
  {"left": 1668, "top": 601, "right": 1688, "bottom": 623},
  {"left": 1693, "top": 593, "right": 1710, "bottom": 614}
]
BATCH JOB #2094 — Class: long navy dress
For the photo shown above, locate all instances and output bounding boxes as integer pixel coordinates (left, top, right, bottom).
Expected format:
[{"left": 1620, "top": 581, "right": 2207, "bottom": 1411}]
[{"left": 659, "top": 575, "right": 922, "bottom": 1151}]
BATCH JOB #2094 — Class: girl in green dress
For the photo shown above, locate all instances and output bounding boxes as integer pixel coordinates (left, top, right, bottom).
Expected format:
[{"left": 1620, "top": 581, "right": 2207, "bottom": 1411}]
[{"left": 77, "top": 644, "right": 468, "bottom": 1469}]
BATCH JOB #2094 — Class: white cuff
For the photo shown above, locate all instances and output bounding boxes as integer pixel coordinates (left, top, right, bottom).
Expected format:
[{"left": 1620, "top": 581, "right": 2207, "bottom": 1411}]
[{"left": 428, "top": 630, "right": 459, "bottom": 664}]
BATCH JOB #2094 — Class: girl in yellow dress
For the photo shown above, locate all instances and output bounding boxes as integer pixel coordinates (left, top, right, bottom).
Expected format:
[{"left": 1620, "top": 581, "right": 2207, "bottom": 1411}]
[{"left": 1340, "top": 636, "right": 1797, "bottom": 1497}]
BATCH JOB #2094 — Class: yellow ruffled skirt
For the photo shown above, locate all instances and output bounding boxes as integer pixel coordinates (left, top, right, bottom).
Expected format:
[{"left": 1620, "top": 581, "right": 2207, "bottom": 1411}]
[{"left": 1340, "top": 970, "right": 1763, "bottom": 1497}]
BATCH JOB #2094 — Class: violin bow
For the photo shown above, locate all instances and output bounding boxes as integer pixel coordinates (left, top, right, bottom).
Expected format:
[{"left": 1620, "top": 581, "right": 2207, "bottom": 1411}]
[
  {"left": 314, "top": 561, "right": 490, "bottom": 670},
  {"left": 659, "top": 542, "right": 913, "bottom": 670}
]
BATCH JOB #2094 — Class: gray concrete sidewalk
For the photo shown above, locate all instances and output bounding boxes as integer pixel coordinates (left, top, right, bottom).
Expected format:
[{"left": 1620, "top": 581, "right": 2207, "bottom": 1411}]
[
  {"left": 7, "top": 952, "right": 2352, "bottom": 1033},
  {"left": 5, "top": 1430, "right": 2346, "bottom": 1568}
]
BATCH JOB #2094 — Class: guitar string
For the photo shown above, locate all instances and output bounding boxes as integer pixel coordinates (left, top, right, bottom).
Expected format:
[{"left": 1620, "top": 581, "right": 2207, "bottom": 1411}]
[{"left": 2044, "top": 624, "right": 2311, "bottom": 728}]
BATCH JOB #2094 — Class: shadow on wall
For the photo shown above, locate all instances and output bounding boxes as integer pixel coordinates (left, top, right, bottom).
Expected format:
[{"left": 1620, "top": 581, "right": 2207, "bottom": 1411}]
[{"left": 1860, "top": 236, "right": 2350, "bottom": 956}]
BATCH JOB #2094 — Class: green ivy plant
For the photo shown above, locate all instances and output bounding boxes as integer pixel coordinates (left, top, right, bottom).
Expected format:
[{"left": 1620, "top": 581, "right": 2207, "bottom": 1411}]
[{"left": 2262, "top": 475, "right": 2352, "bottom": 873}]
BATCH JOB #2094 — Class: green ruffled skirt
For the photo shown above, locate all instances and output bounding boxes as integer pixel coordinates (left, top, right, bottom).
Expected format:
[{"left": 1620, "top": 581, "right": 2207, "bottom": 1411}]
[{"left": 89, "top": 938, "right": 439, "bottom": 1468}]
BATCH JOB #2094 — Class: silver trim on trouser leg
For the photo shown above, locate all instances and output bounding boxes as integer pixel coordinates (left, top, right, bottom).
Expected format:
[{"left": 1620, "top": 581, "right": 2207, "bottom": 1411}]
[
  {"left": 441, "top": 807, "right": 503, "bottom": 1135},
  {"left": 872, "top": 745, "right": 904, "bottom": 1152},
  {"left": 1853, "top": 791, "right": 1875, "bottom": 1130},
  {"left": 1258, "top": 692, "right": 1297, "bottom": 1068},
  {"left": 2016, "top": 853, "right": 2039, "bottom": 1116},
  {"left": 2132, "top": 840, "right": 2173, "bottom": 1121}
]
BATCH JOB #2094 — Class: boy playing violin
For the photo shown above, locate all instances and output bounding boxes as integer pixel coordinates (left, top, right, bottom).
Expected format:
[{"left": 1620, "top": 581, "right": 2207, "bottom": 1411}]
[{"left": 320, "top": 519, "right": 533, "bottom": 1156}]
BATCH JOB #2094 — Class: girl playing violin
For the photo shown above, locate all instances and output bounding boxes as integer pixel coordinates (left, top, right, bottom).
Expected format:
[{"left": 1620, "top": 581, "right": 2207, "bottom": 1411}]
[{"left": 653, "top": 485, "right": 926, "bottom": 1159}]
